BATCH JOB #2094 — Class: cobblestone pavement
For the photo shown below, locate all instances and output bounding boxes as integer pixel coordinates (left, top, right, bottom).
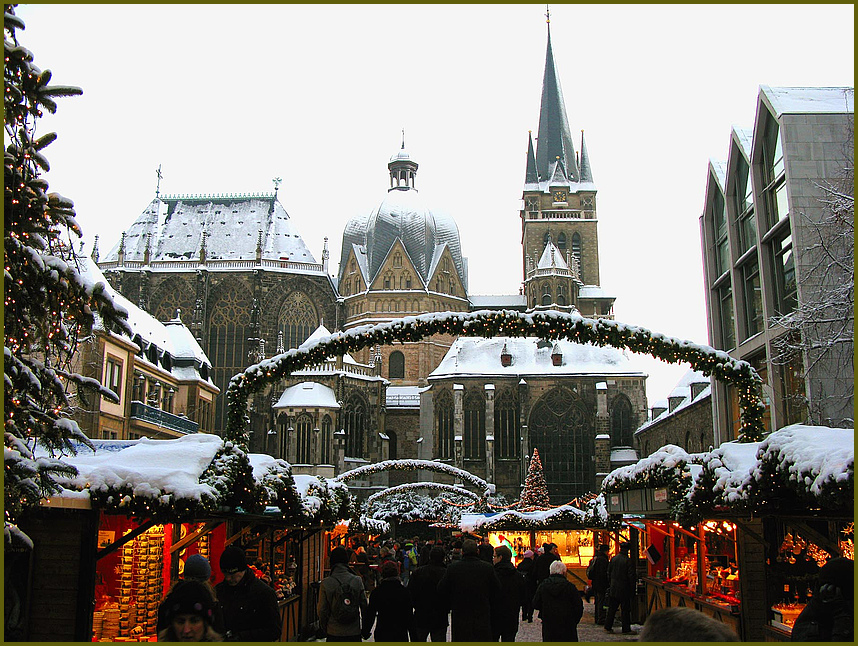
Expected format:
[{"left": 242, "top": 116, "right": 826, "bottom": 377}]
[{"left": 357, "top": 596, "right": 641, "bottom": 642}]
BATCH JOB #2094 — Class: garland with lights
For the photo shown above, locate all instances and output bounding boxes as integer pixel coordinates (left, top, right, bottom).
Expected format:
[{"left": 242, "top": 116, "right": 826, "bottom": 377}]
[
  {"left": 333, "top": 458, "right": 494, "bottom": 497},
  {"left": 365, "top": 481, "right": 481, "bottom": 508},
  {"left": 363, "top": 489, "right": 471, "bottom": 524},
  {"left": 226, "top": 310, "right": 767, "bottom": 447},
  {"left": 4, "top": 5, "right": 132, "bottom": 545}
]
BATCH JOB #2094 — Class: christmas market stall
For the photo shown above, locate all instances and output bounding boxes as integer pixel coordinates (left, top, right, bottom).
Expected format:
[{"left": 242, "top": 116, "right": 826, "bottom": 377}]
[
  {"left": 11, "top": 433, "right": 351, "bottom": 642},
  {"left": 601, "top": 424, "right": 853, "bottom": 641}
]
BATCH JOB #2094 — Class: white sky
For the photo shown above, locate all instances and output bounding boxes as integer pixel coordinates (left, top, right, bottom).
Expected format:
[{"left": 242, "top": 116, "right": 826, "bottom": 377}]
[{"left": 16, "top": 4, "right": 854, "bottom": 405}]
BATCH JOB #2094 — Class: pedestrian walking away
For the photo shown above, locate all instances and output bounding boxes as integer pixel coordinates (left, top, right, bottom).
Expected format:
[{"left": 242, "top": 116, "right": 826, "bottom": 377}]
[
  {"left": 491, "top": 545, "right": 527, "bottom": 642},
  {"left": 603, "top": 542, "right": 635, "bottom": 635},
  {"left": 436, "top": 539, "right": 501, "bottom": 641},
  {"left": 532, "top": 559, "right": 584, "bottom": 642},
  {"left": 363, "top": 561, "right": 415, "bottom": 642},
  {"left": 588, "top": 543, "right": 610, "bottom": 625},
  {"left": 214, "top": 546, "right": 281, "bottom": 641},
  {"left": 407, "top": 545, "right": 449, "bottom": 642},
  {"left": 516, "top": 549, "right": 536, "bottom": 623},
  {"left": 318, "top": 546, "right": 367, "bottom": 642}
]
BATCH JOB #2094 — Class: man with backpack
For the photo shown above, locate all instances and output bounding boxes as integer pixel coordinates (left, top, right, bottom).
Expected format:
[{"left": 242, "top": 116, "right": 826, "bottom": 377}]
[
  {"left": 318, "top": 547, "right": 367, "bottom": 641},
  {"left": 401, "top": 542, "right": 419, "bottom": 585}
]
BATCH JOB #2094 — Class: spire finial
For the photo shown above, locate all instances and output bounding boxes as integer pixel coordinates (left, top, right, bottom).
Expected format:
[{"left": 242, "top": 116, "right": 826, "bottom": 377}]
[
  {"left": 401, "top": 128, "right": 406, "bottom": 150},
  {"left": 272, "top": 176, "right": 282, "bottom": 195},
  {"left": 155, "top": 164, "right": 163, "bottom": 198},
  {"left": 545, "top": 4, "right": 550, "bottom": 24}
]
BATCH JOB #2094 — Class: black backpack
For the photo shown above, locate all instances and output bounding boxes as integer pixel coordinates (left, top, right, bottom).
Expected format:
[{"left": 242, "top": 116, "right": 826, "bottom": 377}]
[
  {"left": 586, "top": 557, "right": 597, "bottom": 580},
  {"left": 330, "top": 578, "right": 361, "bottom": 623}
]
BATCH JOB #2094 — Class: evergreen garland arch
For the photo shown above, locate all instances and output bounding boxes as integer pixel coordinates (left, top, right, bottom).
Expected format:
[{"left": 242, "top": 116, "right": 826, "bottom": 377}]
[
  {"left": 365, "top": 481, "right": 482, "bottom": 508},
  {"left": 334, "top": 459, "right": 494, "bottom": 496},
  {"left": 227, "top": 310, "right": 766, "bottom": 444}
]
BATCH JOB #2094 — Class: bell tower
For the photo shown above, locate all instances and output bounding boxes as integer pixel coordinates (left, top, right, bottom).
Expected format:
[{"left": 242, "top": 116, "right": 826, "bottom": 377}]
[{"left": 520, "top": 16, "right": 613, "bottom": 318}]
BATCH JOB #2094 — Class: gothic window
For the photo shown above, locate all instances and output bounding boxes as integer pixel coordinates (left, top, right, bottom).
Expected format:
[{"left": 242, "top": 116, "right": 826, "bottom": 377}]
[
  {"left": 151, "top": 279, "right": 195, "bottom": 324},
  {"left": 389, "top": 350, "right": 405, "bottom": 379},
  {"left": 278, "top": 291, "right": 318, "bottom": 352},
  {"left": 384, "top": 274, "right": 391, "bottom": 289},
  {"left": 557, "top": 285, "right": 566, "bottom": 307},
  {"left": 571, "top": 233, "right": 582, "bottom": 269},
  {"left": 435, "top": 390, "right": 454, "bottom": 459},
  {"left": 354, "top": 278, "right": 361, "bottom": 294},
  {"left": 684, "top": 430, "right": 692, "bottom": 452},
  {"left": 610, "top": 395, "right": 634, "bottom": 446},
  {"left": 320, "top": 415, "right": 333, "bottom": 464},
  {"left": 295, "top": 413, "right": 313, "bottom": 464},
  {"left": 449, "top": 279, "right": 455, "bottom": 295},
  {"left": 404, "top": 273, "right": 412, "bottom": 289},
  {"left": 525, "top": 196, "right": 539, "bottom": 213},
  {"left": 494, "top": 388, "right": 519, "bottom": 458},
  {"left": 343, "top": 393, "right": 366, "bottom": 458},
  {"left": 209, "top": 283, "right": 251, "bottom": 431},
  {"left": 388, "top": 430, "right": 398, "bottom": 460},
  {"left": 464, "top": 389, "right": 485, "bottom": 459},
  {"left": 541, "top": 282, "right": 552, "bottom": 306},
  {"left": 557, "top": 232, "right": 567, "bottom": 251},
  {"left": 393, "top": 253, "right": 402, "bottom": 268},
  {"left": 528, "top": 387, "right": 590, "bottom": 502},
  {"left": 543, "top": 231, "right": 551, "bottom": 247}
]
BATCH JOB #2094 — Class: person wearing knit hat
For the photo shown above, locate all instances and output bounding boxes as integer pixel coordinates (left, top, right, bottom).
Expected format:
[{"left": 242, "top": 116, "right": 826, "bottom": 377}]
[
  {"left": 184, "top": 554, "right": 212, "bottom": 583},
  {"left": 215, "top": 546, "right": 281, "bottom": 641},
  {"left": 157, "top": 580, "right": 221, "bottom": 642},
  {"left": 516, "top": 548, "right": 536, "bottom": 622}
]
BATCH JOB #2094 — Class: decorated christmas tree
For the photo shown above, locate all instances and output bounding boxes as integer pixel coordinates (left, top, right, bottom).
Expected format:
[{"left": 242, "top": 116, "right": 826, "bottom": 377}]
[
  {"left": 519, "top": 447, "right": 551, "bottom": 510},
  {"left": 4, "top": 4, "right": 130, "bottom": 546}
]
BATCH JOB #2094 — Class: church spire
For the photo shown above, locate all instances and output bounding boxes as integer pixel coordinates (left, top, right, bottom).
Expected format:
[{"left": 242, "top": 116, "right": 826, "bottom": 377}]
[
  {"left": 534, "top": 15, "right": 579, "bottom": 183},
  {"left": 579, "top": 130, "right": 594, "bottom": 183},
  {"left": 525, "top": 131, "right": 539, "bottom": 184}
]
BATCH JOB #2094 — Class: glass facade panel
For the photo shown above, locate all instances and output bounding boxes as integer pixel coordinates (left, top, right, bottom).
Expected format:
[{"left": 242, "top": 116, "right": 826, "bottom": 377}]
[
  {"left": 741, "top": 257, "right": 763, "bottom": 339},
  {"left": 771, "top": 230, "right": 797, "bottom": 315},
  {"left": 718, "top": 283, "right": 735, "bottom": 350},
  {"left": 712, "top": 191, "right": 730, "bottom": 276}
]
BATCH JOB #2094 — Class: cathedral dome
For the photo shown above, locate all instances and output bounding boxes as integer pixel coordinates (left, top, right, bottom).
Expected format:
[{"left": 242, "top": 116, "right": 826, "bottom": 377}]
[{"left": 339, "top": 146, "right": 466, "bottom": 290}]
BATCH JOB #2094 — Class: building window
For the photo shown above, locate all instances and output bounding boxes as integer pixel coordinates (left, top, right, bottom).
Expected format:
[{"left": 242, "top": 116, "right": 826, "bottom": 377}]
[
  {"left": 748, "top": 353, "right": 771, "bottom": 434},
  {"left": 779, "top": 346, "right": 806, "bottom": 426},
  {"left": 761, "top": 115, "right": 787, "bottom": 230},
  {"left": 295, "top": 413, "right": 313, "bottom": 464},
  {"left": 320, "top": 415, "right": 333, "bottom": 464},
  {"left": 769, "top": 228, "right": 797, "bottom": 315},
  {"left": 556, "top": 232, "right": 567, "bottom": 251},
  {"left": 436, "top": 390, "right": 454, "bottom": 459},
  {"left": 528, "top": 387, "right": 590, "bottom": 503},
  {"left": 733, "top": 155, "right": 757, "bottom": 255},
  {"left": 541, "top": 283, "right": 552, "bottom": 306},
  {"left": 343, "top": 395, "right": 366, "bottom": 458},
  {"left": 717, "top": 282, "right": 735, "bottom": 351},
  {"left": 711, "top": 189, "right": 729, "bottom": 277},
  {"left": 556, "top": 285, "right": 566, "bottom": 307},
  {"left": 393, "top": 253, "right": 402, "bottom": 268},
  {"left": 494, "top": 389, "right": 519, "bottom": 458},
  {"left": 198, "top": 399, "right": 211, "bottom": 433},
  {"left": 572, "top": 232, "right": 583, "bottom": 273},
  {"left": 610, "top": 395, "right": 634, "bottom": 446},
  {"left": 384, "top": 275, "right": 391, "bottom": 289},
  {"left": 162, "top": 386, "right": 175, "bottom": 414},
  {"left": 463, "top": 390, "right": 485, "bottom": 459},
  {"left": 132, "top": 372, "right": 145, "bottom": 402},
  {"left": 725, "top": 385, "right": 741, "bottom": 442},
  {"left": 740, "top": 256, "right": 763, "bottom": 339},
  {"left": 525, "top": 196, "right": 538, "bottom": 213},
  {"left": 389, "top": 351, "right": 405, "bottom": 379},
  {"left": 388, "top": 430, "right": 397, "bottom": 460},
  {"left": 104, "top": 357, "right": 123, "bottom": 401}
]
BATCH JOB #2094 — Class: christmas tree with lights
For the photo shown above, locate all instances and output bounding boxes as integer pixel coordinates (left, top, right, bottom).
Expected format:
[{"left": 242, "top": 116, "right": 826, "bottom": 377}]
[
  {"left": 4, "top": 4, "right": 130, "bottom": 546},
  {"left": 519, "top": 447, "right": 551, "bottom": 511}
]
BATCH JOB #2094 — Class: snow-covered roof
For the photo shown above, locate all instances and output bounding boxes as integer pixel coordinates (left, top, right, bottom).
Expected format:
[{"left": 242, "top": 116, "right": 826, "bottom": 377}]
[
  {"left": 636, "top": 369, "right": 711, "bottom": 433},
  {"left": 102, "top": 196, "right": 320, "bottom": 266},
  {"left": 537, "top": 240, "right": 570, "bottom": 271},
  {"left": 610, "top": 448, "right": 639, "bottom": 463},
  {"left": 708, "top": 160, "right": 727, "bottom": 194},
  {"left": 274, "top": 382, "right": 340, "bottom": 409},
  {"left": 386, "top": 385, "right": 424, "bottom": 408},
  {"left": 430, "top": 336, "right": 646, "bottom": 379},
  {"left": 76, "top": 255, "right": 214, "bottom": 378},
  {"left": 578, "top": 285, "right": 614, "bottom": 300},
  {"left": 299, "top": 324, "right": 358, "bottom": 364},
  {"left": 468, "top": 294, "right": 527, "bottom": 309},
  {"left": 760, "top": 85, "right": 854, "bottom": 117}
]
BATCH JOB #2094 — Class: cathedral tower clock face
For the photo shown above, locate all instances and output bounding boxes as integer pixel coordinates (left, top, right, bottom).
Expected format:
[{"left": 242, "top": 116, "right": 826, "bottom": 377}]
[{"left": 553, "top": 190, "right": 567, "bottom": 202}]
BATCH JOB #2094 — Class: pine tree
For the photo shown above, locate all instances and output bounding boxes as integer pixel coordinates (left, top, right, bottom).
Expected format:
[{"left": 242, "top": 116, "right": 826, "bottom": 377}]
[
  {"left": 519, "top": 447, "right": 551, "bottom": 510},
  {"left": 4, "top": 4, "right": 130, "bottom": 546}
]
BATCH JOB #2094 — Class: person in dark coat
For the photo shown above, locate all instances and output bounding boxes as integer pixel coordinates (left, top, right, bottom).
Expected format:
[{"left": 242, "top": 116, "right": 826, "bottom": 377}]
[
  {"left": 792, "top": 557, "right": 853, "bottom": 642},
  {"left": 436, "top": 539, "right": 501, "bottom": 641},
  {"left": 589, "top": 544, "right": 611, "bottom": 625},
  {"left": 407, "top": 546, "right": 449, "bottom": 642},
  {"left": 491, "top": 545, "right": 527, "bottom": 642},
  {"left": 362, "top": 561, "right": 415, "bottom": 642},
  {"left": 533, "top": 542, "right": 561, "bottom": 587},
  {"left": 214, "top": 546, "right": 282, "bottom": 641},
  {"left": 158, "top": 579, "right": 223, "bottom": 642},
  {"left": 532, "top": 559, "right": 584, "bottom": 642},
  {"left": 516, "top": 549, "right": 536, "bottom": 622},
  {"left": 603, "top": 542, "right": 635, "bottom": 634},
  {"left": 478, "top": 542, "right": 495, "bottom": 563}
]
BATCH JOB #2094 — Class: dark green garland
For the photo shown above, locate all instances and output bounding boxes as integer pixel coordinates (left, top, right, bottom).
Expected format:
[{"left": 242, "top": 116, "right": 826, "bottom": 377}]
[{"left": 226, "top": 310, "right": 766, "bottom": 443}]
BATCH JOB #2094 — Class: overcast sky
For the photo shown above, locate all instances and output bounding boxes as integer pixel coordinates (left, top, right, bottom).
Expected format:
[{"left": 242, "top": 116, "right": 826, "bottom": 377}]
[{"left": 16, "top": 4, "right": 854, "bottom": 404}]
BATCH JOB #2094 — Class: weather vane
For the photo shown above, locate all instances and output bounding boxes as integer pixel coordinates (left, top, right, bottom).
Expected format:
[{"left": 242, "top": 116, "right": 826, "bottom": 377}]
[{"left": 155, "top": 164, "right": 163, "bottom": 198}]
